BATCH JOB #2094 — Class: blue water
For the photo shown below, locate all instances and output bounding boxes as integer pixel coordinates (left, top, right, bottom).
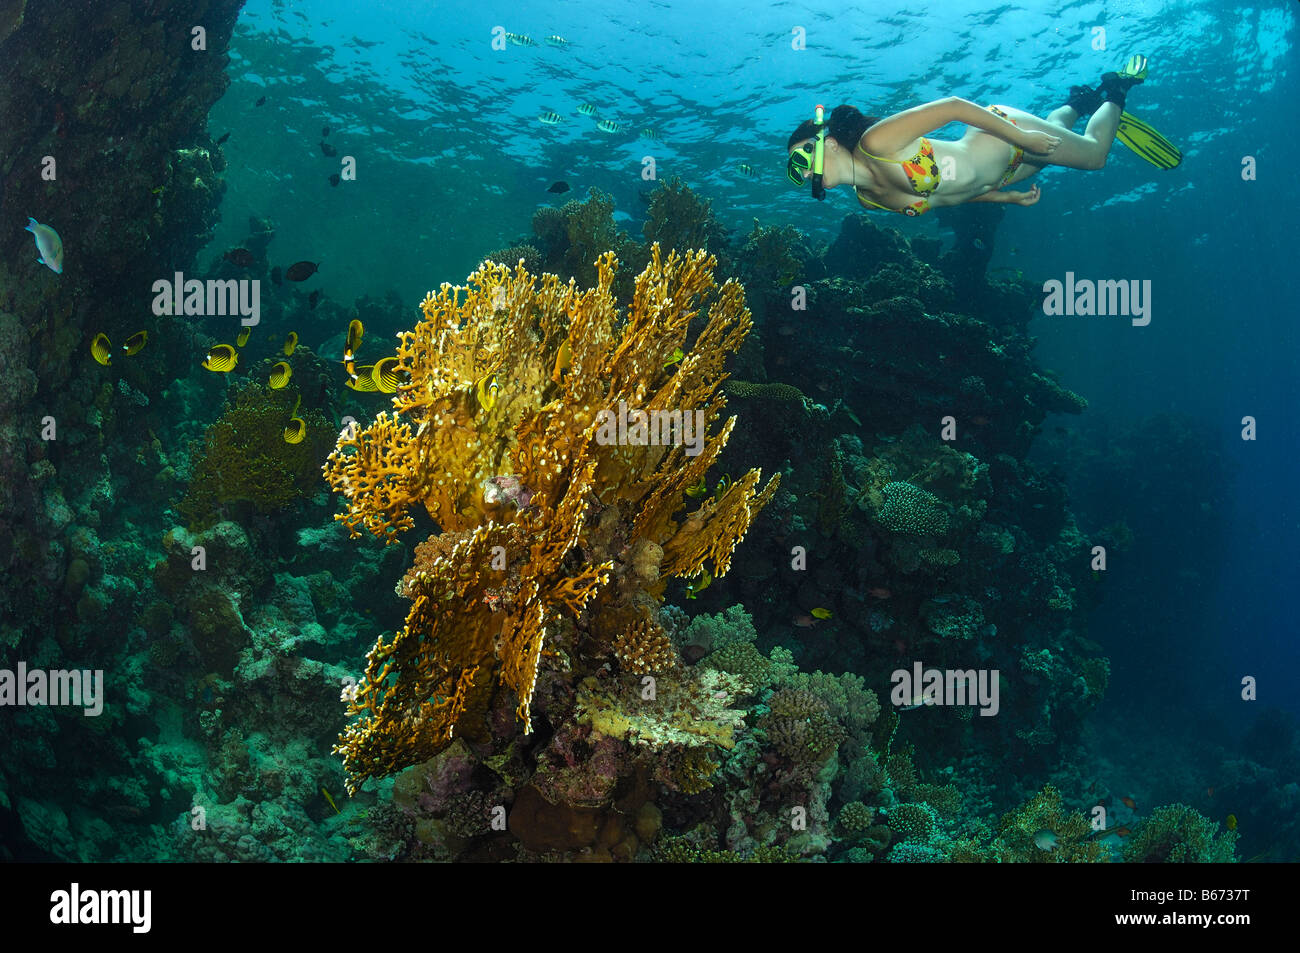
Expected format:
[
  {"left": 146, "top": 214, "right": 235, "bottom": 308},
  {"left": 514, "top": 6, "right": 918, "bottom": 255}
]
[{"left": 212, "top": 0, "right": 1298, "bottom": 728}]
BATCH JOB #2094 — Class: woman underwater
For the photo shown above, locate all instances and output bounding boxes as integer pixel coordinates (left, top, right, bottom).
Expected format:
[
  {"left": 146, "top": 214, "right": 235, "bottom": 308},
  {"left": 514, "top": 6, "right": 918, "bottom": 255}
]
[{"left": 786, "top": 55, "right": 1176, "bottom": 216}]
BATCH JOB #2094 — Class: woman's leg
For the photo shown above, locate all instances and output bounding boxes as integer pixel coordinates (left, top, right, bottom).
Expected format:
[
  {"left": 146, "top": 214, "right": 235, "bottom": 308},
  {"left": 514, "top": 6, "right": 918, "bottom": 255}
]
[{"left": 989, "top": 102, "right": 1122, "bottom": 171}]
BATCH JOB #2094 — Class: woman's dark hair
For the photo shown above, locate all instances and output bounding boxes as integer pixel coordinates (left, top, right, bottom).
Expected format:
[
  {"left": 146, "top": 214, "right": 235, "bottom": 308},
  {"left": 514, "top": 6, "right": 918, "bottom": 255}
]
[{"left": 786, "top": 104, "right": 880, "bottom": 151}]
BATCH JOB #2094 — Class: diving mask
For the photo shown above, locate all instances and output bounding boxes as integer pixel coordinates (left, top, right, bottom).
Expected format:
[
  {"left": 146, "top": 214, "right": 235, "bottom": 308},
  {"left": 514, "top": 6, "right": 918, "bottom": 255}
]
[{"left": 786, "top": 104, "right": 827, "bottom": 199}]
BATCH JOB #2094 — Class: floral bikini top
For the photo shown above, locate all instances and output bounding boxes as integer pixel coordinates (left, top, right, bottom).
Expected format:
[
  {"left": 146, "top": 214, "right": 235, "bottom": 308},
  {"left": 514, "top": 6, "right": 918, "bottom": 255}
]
[
  {"left": 854, "top": 106, "right": 1023, "bottom": 217},
  {"left": 855, "top": 137, "right": 941, "bottom": 217}
]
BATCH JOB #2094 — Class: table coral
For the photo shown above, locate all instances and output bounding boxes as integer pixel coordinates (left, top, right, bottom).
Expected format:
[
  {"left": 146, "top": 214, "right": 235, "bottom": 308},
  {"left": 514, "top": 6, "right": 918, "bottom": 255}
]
[{"left": 325, "top": 247, "right": 779, "bottom": 792}]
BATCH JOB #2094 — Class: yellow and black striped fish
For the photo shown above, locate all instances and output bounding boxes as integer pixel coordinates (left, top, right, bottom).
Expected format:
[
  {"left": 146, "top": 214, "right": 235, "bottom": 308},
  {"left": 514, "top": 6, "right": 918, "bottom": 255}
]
[
  {"left": 202, "top": 344, "right": 239, "bottom": 372},
  {"left": 345, "top": 364, "right": 379, "bottom": 392},
  {"left": 551, "top": 338, "right": 572, "bottom": 383},
  {"left": 343, "top": 319, "right": 364, "bottom": 363},
  {"left": 283, "top": 416, "right": 307, "bottom": 444},
  {"left": 236, "top": 326, "right": 252, "bottom": 347},
  {"left": 596, "top": 119, "right": 622, "bottom": 134},
  {"left": 578, "top": 103, "right": 598, "bottom": 117},
  {"left": 538, "top": 111, "right": 563, "bottom": 126},
  {"left": 122, "top": 330, "right": 148, "bottom": 356},
  {"left": 370, "top": 356, "right": 404, "bottom": 394},
  {"left": 91, "top": 333, "right": 113, "bottom": 366},
  {"left": 268, "top": 361, "right": 292, "bottom": 389},
  {"left": 282, "top": 331, "right": 298, "bottom": 357},
  {"left": 475, "top": 372, "right": 499, "bottom": 412}
]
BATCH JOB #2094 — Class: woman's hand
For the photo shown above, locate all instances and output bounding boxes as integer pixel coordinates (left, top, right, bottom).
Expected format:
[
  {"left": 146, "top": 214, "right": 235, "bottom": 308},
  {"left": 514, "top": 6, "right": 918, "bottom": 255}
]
[
  {"left": 1008, "top": 184, "right": 1042, "bottom": 206},
  {"left": 1019, "top": 130, "right": 1061, "bottom": 155}
]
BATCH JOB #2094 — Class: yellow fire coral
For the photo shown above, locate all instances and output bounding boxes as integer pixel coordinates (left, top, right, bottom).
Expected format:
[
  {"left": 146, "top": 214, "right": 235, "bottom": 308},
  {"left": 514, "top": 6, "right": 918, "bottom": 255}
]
[{"left": 325, "top": 246, "right": 778, "bottom": 792}]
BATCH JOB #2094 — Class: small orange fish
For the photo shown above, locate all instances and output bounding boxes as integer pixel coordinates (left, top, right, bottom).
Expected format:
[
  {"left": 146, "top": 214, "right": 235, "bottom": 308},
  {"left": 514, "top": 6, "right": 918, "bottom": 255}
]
[
  {"left": 1115, "top": 825, "right": 1132, "bottom": 837},
  {"left": 1206, "top": 787, "right": 1215, "bottom": 798},
  {"left": 792, "top": 614, "right": 818, "bottom": 628},
  {"left": 971, "top": 415, "right": 991, "bottom": 426},
  {"left": 1121, "top": 796, "right": 1136, "bottom": 810},
  {"left": 868, "top": 587, "right": 892, "bottom": 599}
]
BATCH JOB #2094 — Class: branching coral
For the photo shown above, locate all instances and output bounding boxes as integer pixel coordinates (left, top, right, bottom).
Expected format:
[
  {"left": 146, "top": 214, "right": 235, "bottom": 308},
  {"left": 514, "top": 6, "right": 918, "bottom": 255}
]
[
  {"left": 992, "top": 784, "right": 1105, "bottom": 862},
  {"left": 887, "top": 802, "right": 940, "bottom": 843},
  {"left": 761, "top": 687, "right": 846, "bottom": 765},
  {"left": 325, "top": 247, "right": 779, "bottom": 791},
  {"left": 1121, "top": 805, "right": 1237, "bottom": 863},
  {"left": 612, "top": 613, "right": 679, "bottom": 675}
]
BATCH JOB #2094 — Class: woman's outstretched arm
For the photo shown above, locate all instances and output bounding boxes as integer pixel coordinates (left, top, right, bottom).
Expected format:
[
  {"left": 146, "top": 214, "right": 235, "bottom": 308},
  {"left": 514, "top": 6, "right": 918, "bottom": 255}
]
[
  {"left": 861, "top": 97, "right": 1059, "bottom": 156},
  {"left": 969, "top": 184, "right": 1041, "bottom": 206}
]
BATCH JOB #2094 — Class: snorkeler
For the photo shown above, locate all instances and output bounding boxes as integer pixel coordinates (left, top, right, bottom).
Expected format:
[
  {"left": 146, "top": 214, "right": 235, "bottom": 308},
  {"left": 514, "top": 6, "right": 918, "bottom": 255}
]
[{"left": 786, "top": 55, "right": 1179, "bottom": 216}]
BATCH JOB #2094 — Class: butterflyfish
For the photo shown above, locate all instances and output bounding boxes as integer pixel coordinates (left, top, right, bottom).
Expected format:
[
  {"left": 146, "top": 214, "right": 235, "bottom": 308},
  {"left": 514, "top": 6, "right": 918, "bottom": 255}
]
[
  {"left": 475, "top": 372, "right": 499, "bottom": 412},
  {"left": 684, "top": 476, "right": 708, "bottom": 499},
  {"left": 91, "top": 333, "right": 113, "bottom": 366},
  {"left": 268, "top": 361, "right": 292, "bottom": 389},
  {"left": 283, "top": 417, "right": 307, "bottom": 444},
  {"left": 345, "top": 365, "right": 379, "bottom": 392},
  {"left": 552, "top": 338, "right": 571, "bottom": 382},
  {"left": 282, "top": 331, "right": 298, "bottom": 356},
  {"left": 370, "top": 357, "right": 403, "bottom": 393},
  {"left": 121, "top": 330, "right": 148, "bottom": 356},
  {"left": 236, "top": 326, "right": 252, "bottom": 347},
  {"left": 664, "top": 345, "right": 684, "bottom": 369},
  {"left": 684, "top": 567, "right": 713, "bottom": 599},
  {"left": 344, "top": 319, "right": 364, "bottom": 362},
  {"left": 202, "top": 344, "right": 239, "bottom": 372}
]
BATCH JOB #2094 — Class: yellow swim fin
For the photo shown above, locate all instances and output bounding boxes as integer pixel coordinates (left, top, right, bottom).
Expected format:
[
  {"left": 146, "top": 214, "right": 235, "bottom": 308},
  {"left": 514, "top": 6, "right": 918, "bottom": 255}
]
[{"left": 1116, "top": 112, "right": 1181, "bottom": 170}]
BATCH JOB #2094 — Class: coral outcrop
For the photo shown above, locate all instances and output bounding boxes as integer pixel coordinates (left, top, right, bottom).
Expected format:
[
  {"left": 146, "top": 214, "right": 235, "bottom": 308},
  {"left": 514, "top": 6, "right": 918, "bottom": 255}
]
[{"left": 325, "top": 247, "right": 779, "bottom": 791}]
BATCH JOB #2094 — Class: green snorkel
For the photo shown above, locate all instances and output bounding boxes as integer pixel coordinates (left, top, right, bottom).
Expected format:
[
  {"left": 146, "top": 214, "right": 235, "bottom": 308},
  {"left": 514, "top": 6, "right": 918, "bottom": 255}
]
[
  {"left": 810, "top": 103, "right": 826, "bottom": 200},
  {"left": 786, "top": 104, "right": 828, "bottom": 200}
]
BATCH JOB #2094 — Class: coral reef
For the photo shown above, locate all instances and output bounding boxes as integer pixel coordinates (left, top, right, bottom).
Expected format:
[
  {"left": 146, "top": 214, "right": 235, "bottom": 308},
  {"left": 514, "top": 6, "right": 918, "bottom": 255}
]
[
  {"left": 324, "top": 247, "right": 778, "bottom": 791},
  {"left": 1121, "top": 804, "right": 1237, "bottom": 864}
]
